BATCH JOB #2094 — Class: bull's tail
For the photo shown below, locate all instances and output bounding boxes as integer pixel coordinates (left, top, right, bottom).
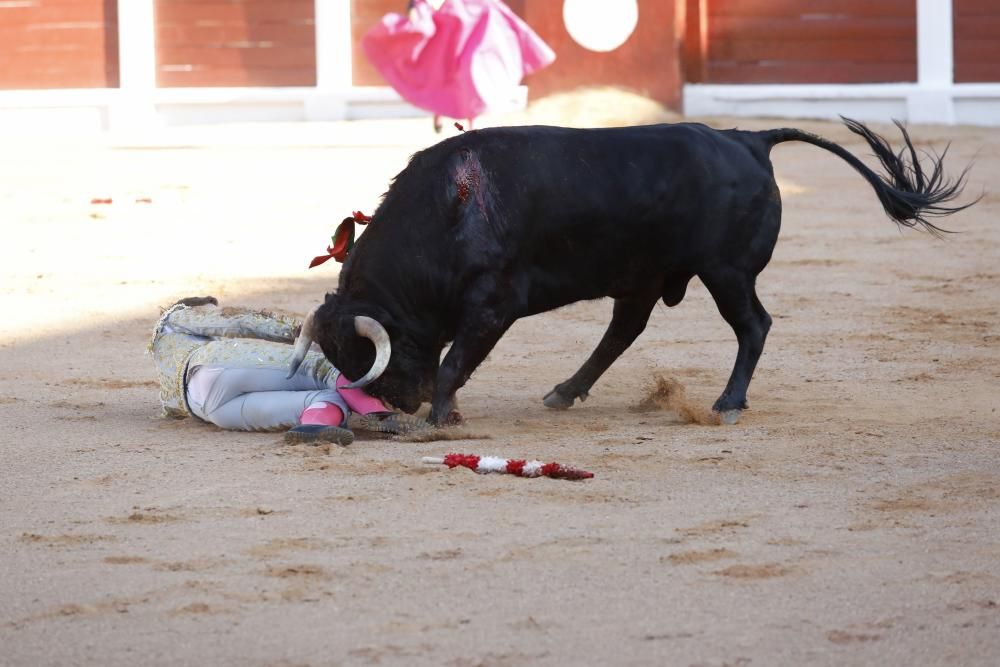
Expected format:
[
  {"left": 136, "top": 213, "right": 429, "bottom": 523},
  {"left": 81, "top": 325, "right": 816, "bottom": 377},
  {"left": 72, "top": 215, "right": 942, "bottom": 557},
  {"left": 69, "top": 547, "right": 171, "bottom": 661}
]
[{"left": 763, "top": 117, "right": 975, "bottom": 235}]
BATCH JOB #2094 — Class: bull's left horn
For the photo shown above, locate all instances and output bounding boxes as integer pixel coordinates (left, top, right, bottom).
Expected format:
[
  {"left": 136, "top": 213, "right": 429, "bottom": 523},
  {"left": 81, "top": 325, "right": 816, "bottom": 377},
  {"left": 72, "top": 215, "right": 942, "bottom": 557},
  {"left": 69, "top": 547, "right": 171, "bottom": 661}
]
[
  {"left": 340, "top": 316, "right": 391, "bottom": 389},
  {"left": 286, "top": 305, "right": 319, "bottom": 378}
]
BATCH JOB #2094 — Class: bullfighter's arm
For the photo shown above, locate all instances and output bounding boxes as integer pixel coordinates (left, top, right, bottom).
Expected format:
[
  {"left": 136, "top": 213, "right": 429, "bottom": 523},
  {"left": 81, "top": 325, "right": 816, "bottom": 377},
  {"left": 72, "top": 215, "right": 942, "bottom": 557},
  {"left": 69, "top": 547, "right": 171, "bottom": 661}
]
[{"left": 164, "top": 305, "right": 300, "bottom": 344}]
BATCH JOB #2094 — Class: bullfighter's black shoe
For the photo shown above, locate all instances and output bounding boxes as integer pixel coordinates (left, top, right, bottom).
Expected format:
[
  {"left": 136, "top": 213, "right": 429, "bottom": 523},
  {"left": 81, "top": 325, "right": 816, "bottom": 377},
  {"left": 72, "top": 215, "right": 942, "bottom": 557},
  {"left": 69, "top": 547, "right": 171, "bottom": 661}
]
[
  {"left": 284, "top": 424, "right": 354, "bottom": 447},
  {"left": 171, "top": 296, "right": 218, "bottom": 308}
]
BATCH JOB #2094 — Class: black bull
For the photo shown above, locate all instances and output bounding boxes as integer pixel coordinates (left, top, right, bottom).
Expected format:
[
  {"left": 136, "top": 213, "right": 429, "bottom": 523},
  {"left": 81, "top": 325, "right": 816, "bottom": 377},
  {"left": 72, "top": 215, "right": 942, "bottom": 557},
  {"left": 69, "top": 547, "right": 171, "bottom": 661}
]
[{"left": 302, "top": 119, "right": 971, "bottom": 425}]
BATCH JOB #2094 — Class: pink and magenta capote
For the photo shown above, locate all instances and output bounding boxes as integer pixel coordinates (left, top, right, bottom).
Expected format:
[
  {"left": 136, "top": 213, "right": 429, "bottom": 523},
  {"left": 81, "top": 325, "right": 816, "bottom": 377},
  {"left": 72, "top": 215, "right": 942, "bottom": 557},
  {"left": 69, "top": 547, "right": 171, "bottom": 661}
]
[{"left": 362, "top": 0, "right": 555, "bottom": 120}]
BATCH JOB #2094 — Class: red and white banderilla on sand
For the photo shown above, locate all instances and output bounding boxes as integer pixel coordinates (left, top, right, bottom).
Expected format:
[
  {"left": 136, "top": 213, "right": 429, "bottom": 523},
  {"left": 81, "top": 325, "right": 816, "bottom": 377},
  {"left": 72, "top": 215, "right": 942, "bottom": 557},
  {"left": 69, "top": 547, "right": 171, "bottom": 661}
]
[{"left": 422, "top": 453, "right": 594, "bottom": 480}]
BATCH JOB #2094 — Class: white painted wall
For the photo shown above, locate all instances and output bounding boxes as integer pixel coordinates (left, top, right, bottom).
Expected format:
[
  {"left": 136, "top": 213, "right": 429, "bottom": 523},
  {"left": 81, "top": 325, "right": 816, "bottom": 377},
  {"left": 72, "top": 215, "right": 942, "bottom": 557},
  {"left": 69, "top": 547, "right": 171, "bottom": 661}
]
[{"left": 109, "top": 0, "right": 158, "bottom": 130}]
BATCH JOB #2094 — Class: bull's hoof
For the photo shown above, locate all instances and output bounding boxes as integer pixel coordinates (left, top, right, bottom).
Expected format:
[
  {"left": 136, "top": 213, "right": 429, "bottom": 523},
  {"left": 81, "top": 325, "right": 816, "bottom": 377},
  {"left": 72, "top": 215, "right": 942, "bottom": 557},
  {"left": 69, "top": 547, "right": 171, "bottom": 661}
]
[
  {"left": 543, "top": 389, "right": 575, "bottom": 410},
  {"left": 429, "top": 409, "right": 464, "bottom": 427},
  {"left": 716, "top": 409, "right": 743, "bottom": 425},
  {"left": 443, "top": 409, "right": 464, "bottom": 426}
]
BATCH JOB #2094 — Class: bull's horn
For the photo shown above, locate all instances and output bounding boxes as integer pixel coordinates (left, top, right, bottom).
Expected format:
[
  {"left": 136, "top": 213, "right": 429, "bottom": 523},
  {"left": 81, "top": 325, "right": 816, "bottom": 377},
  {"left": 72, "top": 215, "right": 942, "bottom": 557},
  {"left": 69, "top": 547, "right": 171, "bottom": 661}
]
[
  {"left": 340, "top": 316, "right": 391, "bottom": 389},
  {"left": 286, "top": 305, "right": 319, "bottom": 378}
]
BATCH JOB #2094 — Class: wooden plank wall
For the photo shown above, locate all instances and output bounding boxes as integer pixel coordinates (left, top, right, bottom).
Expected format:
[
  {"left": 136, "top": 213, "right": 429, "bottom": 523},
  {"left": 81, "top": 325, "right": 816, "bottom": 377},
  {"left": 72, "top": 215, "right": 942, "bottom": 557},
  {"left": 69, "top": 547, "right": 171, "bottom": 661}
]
[
  {"left": 155, "top": 0, "right": 316, "bottom": 87},
  {"left": 8, "top": 1, "right": 992, "bottom": 94},
  {"left": 687, "top": 0, "right": 917, "bottom": 84},
  {"left": 0, "top": 0, "right": 119, "bottom": 89},
  {"left": 954, "top": 0, "right": 1000, "bottom": 83}
]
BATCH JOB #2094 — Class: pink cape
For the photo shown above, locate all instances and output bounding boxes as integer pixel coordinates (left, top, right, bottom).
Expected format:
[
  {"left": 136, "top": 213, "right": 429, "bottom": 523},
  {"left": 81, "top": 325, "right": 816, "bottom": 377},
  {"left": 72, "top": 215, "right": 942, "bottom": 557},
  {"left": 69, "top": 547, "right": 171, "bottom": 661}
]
[{"left": 361, "top": 0, "right": 555, "bottom": 120}]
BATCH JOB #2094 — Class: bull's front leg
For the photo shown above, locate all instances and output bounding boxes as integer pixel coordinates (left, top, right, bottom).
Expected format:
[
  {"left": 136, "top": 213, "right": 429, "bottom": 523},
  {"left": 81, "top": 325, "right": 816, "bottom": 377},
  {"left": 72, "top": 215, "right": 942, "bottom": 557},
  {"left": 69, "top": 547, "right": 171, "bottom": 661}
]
[{"left": 429, "top": 301, "right": 512, "bottom": 427}]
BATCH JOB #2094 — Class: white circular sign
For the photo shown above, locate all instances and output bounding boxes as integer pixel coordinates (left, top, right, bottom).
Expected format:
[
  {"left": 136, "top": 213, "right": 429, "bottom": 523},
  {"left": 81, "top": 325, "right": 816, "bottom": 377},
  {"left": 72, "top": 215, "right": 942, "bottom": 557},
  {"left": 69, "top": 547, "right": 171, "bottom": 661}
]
[{"left": 563, "top": 0, "right": 639, "bottom": 53}]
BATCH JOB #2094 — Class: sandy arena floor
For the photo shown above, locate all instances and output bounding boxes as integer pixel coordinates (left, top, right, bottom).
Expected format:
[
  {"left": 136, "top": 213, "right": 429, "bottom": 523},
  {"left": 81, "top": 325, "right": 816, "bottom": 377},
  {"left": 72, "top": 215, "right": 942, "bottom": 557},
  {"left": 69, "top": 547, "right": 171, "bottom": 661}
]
[{"left": 2, "top": 100, "right": 999, "bottom": 666}]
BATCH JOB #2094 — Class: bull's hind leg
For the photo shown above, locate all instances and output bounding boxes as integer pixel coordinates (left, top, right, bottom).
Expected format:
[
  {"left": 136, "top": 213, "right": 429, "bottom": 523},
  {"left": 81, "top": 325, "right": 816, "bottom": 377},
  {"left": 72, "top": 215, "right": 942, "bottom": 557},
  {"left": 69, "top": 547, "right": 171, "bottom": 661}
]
[
  {"left": 543, "top": 290, "right": 660, "bottom": 410},
  {"left": 700, "top": 270, "right": 772, "bottom": 424}
]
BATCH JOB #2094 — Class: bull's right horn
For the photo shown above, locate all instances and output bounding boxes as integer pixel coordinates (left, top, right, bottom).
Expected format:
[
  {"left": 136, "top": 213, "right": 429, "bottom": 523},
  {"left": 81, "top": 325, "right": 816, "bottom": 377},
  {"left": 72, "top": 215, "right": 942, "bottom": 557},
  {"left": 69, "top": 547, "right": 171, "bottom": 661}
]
[
  {"left": 340, "top": 316, "right": 391, "bottom": 389},
  {"left": 286, "top": 305, "right": 319, "bottom": 378}
]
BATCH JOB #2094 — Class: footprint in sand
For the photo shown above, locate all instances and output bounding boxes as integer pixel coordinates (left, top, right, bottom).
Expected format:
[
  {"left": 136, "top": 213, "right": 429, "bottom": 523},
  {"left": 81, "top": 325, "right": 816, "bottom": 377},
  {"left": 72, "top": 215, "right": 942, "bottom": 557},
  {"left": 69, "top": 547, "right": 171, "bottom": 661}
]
[{"left": 714, "top": 563, "right": 792, "bottom": 579}]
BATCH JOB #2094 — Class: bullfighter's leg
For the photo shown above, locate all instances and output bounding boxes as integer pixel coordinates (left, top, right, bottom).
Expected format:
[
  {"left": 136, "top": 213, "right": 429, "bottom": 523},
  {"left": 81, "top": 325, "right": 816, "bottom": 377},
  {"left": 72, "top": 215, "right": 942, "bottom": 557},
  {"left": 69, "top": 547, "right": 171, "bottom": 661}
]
[
  {"left": 189, "top": 366, "right": 350, "bottom": 432},
  {"left": 429, "top": 313, "right": 512, "bottom": 426},
  {"left": 543, "top": 290, "right": 660, "bottom": 410},
  {"left": 700, "top": 270, "right": 772, "bottom": 424}
]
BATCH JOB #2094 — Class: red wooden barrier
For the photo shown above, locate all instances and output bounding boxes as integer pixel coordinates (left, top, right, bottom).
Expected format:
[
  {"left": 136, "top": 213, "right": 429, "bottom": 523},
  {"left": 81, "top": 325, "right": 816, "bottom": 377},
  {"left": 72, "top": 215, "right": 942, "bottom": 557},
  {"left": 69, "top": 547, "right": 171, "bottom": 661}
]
[
  {"left": 0, "top": 0, "right": 119, "bottom": 89},
  {"left": 689, "top": 0, "right": 917, "bottom": 84},
  {"left": 155, "top": 0, "right": 316, "bottom": 87},
  {"left": 954, "top": 0, "right": 1000, "bottom": 83}
]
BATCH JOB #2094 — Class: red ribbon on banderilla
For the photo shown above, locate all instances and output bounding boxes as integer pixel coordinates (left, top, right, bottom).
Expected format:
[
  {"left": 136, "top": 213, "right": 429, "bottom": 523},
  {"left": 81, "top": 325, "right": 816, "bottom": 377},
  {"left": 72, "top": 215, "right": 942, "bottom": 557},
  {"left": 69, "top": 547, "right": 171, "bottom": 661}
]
[
  {"left": 422, "top": 453, "right": 594, "bottom": 481},
  {"left": 309, "top": 210, "right": 371, "bottom": 268}
]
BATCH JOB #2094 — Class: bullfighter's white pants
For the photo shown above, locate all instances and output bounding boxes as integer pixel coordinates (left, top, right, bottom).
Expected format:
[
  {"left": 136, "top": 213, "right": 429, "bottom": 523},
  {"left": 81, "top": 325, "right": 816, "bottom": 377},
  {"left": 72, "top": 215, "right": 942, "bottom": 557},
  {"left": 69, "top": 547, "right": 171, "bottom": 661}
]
[{"left": 186, "top": 365, "right": 347, "bottom": 431}]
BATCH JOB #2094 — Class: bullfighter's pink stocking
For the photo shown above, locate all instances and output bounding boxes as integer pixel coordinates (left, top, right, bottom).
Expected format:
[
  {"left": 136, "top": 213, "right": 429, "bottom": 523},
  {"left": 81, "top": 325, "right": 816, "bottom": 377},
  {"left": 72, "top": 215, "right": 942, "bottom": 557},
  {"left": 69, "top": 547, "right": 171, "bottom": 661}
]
[{"left": 299, "top": 402, "right": 344, "bottom": 426}]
